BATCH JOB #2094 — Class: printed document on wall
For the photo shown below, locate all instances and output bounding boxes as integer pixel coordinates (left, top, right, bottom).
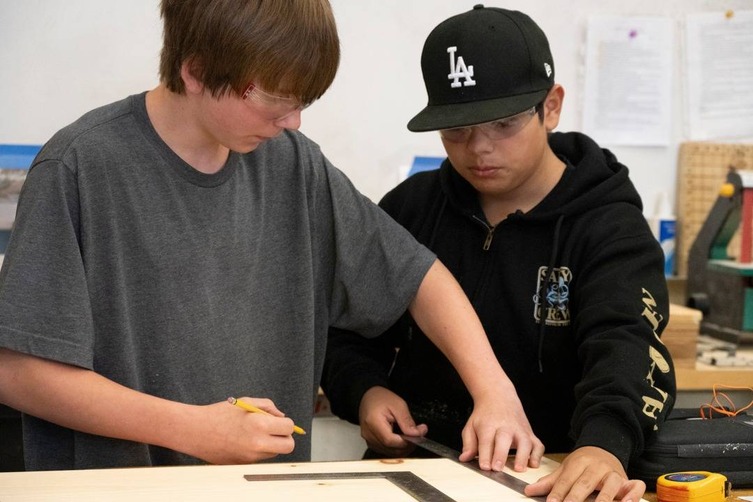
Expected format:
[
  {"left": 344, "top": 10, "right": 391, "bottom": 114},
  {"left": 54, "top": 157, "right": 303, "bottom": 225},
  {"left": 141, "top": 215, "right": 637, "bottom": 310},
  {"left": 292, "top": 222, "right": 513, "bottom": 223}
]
[
  {"left": 685, "top": 10, "right": 753, "bottom": 140},
  {"left": 582, "top": 16, "right": 673, "bottom": 146}
]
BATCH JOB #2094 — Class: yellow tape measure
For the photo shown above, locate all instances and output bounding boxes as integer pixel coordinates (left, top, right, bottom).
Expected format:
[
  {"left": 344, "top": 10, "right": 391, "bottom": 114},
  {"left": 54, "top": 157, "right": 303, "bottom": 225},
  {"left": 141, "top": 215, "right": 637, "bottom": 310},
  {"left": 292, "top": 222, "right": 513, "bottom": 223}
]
[{"left": 657, "top": 472, "right": 730, "bottom": 502}]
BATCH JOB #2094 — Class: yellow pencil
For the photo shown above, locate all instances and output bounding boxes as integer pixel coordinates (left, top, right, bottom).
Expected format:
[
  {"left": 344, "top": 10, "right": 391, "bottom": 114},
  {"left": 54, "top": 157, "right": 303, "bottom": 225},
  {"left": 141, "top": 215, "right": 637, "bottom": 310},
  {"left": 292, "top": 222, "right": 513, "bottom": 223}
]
[{"left": 227, "top": 397, "right": 306, "bottom": 435}]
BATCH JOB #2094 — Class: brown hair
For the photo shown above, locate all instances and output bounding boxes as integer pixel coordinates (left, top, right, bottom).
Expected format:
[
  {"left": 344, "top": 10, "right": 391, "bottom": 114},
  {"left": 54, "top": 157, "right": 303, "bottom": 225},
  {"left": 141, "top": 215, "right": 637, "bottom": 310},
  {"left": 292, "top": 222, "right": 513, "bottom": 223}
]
[{"left": 159, "top": 0, "right": 340, "bottom": 105}]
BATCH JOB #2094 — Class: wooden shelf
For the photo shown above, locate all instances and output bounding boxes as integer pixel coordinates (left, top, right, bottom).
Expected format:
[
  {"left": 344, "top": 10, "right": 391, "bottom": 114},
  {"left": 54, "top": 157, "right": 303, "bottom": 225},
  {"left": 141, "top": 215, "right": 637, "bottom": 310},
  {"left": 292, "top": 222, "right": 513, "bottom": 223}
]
[{"left": 676, "top": 363, "right": 753, "bottom": 390}]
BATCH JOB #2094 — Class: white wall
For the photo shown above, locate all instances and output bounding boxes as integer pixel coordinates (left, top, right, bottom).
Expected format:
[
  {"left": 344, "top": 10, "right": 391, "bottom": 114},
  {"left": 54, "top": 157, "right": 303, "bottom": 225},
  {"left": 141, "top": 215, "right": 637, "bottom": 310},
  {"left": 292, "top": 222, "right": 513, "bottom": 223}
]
[{"left": 1, "top": 0, "right": 751, "bottom": 211}]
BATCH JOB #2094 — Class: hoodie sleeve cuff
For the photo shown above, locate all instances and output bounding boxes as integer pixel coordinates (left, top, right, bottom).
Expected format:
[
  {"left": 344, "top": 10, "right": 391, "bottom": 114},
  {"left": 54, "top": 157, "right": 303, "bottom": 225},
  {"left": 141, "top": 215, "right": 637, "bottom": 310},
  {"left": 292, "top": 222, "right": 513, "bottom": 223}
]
[
  {"left": 326, "top": 374, "right": 390, "bottom": 425},
  {"left": 574, "top": 415, "right": 637, "bottom": 469}
]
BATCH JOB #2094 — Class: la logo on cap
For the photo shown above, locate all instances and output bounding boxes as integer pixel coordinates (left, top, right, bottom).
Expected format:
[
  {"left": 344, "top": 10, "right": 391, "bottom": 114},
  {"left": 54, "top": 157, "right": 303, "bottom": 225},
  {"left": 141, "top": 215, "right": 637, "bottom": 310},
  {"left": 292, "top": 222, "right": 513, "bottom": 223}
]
[{"left": 447, "top": 46, "right": 476, "bottom": 88}]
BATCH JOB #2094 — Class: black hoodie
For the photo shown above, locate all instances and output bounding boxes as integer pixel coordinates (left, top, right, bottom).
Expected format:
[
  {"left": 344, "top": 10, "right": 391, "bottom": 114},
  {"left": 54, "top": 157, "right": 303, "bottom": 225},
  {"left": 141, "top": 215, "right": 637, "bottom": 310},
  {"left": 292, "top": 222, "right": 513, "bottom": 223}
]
[{"left": 322, "top": 131, "right": 676, "bottom": 468}]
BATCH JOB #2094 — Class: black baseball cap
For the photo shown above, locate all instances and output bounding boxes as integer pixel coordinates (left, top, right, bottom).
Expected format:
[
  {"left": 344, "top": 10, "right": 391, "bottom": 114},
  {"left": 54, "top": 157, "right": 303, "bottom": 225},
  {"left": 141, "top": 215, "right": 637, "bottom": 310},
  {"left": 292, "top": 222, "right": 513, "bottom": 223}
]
[{"left": 408, "top": 4, "right": 555, "bottom": 132}]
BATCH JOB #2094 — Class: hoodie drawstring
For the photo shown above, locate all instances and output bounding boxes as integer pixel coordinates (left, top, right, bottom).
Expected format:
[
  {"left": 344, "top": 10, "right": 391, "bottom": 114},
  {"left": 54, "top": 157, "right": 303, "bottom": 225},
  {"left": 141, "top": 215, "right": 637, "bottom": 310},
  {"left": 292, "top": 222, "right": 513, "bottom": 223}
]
[
  {"left": 537, "top": 214, "right": 565, "bottom": 373},
  {"left": 427, "top": 195, "right": 448, "bottom": 249}
]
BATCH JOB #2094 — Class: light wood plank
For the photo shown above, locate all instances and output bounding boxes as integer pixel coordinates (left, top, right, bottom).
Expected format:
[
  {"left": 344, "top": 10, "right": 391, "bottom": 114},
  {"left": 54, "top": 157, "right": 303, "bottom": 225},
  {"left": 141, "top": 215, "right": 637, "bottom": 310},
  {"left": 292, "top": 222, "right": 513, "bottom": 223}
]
[{"left": 0, "top": 457, "right": 558, "bottom": 502}]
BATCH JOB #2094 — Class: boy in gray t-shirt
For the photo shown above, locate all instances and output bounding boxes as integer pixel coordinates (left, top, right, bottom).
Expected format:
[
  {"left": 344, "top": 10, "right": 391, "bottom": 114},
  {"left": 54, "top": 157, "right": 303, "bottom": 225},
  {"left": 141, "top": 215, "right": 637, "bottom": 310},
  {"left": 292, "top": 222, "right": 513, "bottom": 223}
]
[{"left": 0, "top": 0, "right": 540, "bottom": 471}]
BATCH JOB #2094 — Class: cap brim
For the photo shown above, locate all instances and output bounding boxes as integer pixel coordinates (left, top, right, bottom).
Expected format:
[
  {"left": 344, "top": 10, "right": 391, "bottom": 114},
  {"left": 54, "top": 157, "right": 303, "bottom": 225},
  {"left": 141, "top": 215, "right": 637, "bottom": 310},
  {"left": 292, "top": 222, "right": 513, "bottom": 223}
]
[{"left": 407, "top": 89, "right": 549, "bottom": 132}]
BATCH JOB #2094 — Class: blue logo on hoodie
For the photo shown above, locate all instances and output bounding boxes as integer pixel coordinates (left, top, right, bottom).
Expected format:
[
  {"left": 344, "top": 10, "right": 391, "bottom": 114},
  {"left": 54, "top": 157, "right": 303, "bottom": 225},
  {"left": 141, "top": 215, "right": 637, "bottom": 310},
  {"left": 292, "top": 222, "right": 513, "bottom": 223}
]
[{"left": 533, "top": 266, "right": 572, "bottom": 326}]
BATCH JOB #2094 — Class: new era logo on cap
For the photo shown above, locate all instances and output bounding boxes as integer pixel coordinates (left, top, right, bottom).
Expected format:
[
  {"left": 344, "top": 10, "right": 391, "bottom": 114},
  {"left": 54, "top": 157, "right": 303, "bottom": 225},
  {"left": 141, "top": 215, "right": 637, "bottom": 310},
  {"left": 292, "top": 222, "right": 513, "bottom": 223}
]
[{"left": 408, "top": 4, "right": 555, "bottom": 132}]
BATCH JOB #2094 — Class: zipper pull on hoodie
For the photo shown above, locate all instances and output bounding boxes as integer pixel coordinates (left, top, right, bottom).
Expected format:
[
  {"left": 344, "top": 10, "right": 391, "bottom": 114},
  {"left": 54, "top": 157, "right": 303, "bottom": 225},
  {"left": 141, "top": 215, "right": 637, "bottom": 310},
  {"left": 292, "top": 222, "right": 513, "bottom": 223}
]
[
  {"left": 471, "top": 215, "right": 496, "bottom": 251},
  {"left": 483, "top": 226, "right": 495, "bottom": 250}
]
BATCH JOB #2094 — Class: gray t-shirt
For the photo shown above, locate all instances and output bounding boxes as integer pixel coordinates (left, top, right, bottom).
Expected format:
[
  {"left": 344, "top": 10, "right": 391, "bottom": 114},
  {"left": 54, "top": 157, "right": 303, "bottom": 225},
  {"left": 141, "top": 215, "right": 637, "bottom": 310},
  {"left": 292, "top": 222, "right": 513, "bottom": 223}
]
[{"left": 0, "top": 93, "right": 435, "bottom": 470}]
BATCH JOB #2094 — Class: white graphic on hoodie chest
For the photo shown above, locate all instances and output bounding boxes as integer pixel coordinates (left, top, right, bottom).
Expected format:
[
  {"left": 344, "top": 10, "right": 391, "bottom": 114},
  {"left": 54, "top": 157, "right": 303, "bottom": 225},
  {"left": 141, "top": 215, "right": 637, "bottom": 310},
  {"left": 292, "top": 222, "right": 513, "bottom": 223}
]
[{"left": 533, "top": 266, "right": 572, "bottom": 326}]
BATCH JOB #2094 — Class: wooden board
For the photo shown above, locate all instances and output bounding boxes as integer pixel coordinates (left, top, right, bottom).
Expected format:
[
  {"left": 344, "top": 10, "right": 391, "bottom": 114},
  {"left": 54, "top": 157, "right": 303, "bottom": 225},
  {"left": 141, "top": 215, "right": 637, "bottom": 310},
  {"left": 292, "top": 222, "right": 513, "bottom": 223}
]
[
  {"left": 664, "top": 304, "right": 702, "bottom": 368},
  {"left": 0, "top": 457, "right": 560, "bottom": 502},
  {"left": 665, "top": 304, "right": 753, "bottom": 389},
  {"left": 676, "top": 364, "right": 753, "bottom": 390}
]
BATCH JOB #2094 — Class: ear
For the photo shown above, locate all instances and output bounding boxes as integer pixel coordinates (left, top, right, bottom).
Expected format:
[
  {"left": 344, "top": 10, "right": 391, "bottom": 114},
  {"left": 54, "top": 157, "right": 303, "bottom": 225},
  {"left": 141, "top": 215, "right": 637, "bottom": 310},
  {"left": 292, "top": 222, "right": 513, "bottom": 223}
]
[
  {"left": 543, "top": 84, "right": 565, "bottom": 132},
  {"left": 180, "top": 59, "right": 205, "bottom": 96}
]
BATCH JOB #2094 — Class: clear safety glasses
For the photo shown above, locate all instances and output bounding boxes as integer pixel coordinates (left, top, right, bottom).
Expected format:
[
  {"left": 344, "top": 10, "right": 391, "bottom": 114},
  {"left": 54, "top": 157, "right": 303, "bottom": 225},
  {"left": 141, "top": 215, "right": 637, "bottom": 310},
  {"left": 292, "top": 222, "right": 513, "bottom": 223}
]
[
  {"left": 439, "top": 105, "right": 538, "bottom": 143},
  {"left": 241, "top": 83, "right": 311, "bottom": 121}
]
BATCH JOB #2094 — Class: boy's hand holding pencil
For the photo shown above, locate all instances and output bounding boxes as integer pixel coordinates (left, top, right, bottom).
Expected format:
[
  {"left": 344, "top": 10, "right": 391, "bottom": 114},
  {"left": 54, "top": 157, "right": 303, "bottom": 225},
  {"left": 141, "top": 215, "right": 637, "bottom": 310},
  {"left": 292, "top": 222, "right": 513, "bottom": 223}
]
[{"left": 228, "top": 397, "right": 306, "bottom": 435}]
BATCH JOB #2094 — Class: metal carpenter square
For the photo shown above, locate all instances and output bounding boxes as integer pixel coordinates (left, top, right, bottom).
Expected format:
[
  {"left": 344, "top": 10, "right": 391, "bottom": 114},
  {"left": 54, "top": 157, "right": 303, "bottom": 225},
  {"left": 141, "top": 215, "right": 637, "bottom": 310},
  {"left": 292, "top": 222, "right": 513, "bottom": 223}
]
[
  {"left": 244, "top": 471, "right": 456, "bottom": 501},
  {"left": 402, "top": 435, "right": 546, "bottom": 501}
]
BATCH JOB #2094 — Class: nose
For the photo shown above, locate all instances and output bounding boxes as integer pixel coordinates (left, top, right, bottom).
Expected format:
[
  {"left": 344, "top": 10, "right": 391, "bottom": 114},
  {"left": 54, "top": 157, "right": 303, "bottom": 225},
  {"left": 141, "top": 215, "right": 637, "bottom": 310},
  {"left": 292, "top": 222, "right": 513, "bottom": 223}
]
[{"left": 274, "top": 109, "right": 302, "bottom": 130}]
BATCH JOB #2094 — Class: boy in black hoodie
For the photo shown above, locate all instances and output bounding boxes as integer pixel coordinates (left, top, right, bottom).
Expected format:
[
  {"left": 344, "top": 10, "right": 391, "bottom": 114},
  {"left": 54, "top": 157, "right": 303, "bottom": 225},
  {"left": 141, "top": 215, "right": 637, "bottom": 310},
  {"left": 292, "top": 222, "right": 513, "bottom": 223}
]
[{"left": 322, "top": 5, "right": 676, "bottom": 502}]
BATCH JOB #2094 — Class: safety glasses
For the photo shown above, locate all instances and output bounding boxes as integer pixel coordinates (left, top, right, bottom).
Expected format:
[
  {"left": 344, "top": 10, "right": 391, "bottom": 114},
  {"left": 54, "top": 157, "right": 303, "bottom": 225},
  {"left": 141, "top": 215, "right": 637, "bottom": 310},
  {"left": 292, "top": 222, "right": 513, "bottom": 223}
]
[{"left": 439, "top": 106, "right": 538, "bottom": 143}]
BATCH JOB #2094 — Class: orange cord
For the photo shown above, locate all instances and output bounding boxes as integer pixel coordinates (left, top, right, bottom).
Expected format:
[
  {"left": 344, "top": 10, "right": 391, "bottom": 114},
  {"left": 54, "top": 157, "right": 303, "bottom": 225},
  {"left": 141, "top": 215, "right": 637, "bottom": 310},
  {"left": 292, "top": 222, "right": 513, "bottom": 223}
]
[{"left": 699, "top": 384, "right": 753, "bottom": 419}]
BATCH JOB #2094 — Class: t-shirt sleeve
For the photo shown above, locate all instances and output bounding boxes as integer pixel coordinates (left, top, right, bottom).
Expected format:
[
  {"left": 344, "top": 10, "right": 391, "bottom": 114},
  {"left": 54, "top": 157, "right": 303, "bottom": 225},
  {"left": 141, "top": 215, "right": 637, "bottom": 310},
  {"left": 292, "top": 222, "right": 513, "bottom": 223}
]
[
  {"left": 314, "top": 155, "right": 436, "bottom": 338},
  {"left": 0, "top": 158, "right": 95, "bottom": 369}
]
